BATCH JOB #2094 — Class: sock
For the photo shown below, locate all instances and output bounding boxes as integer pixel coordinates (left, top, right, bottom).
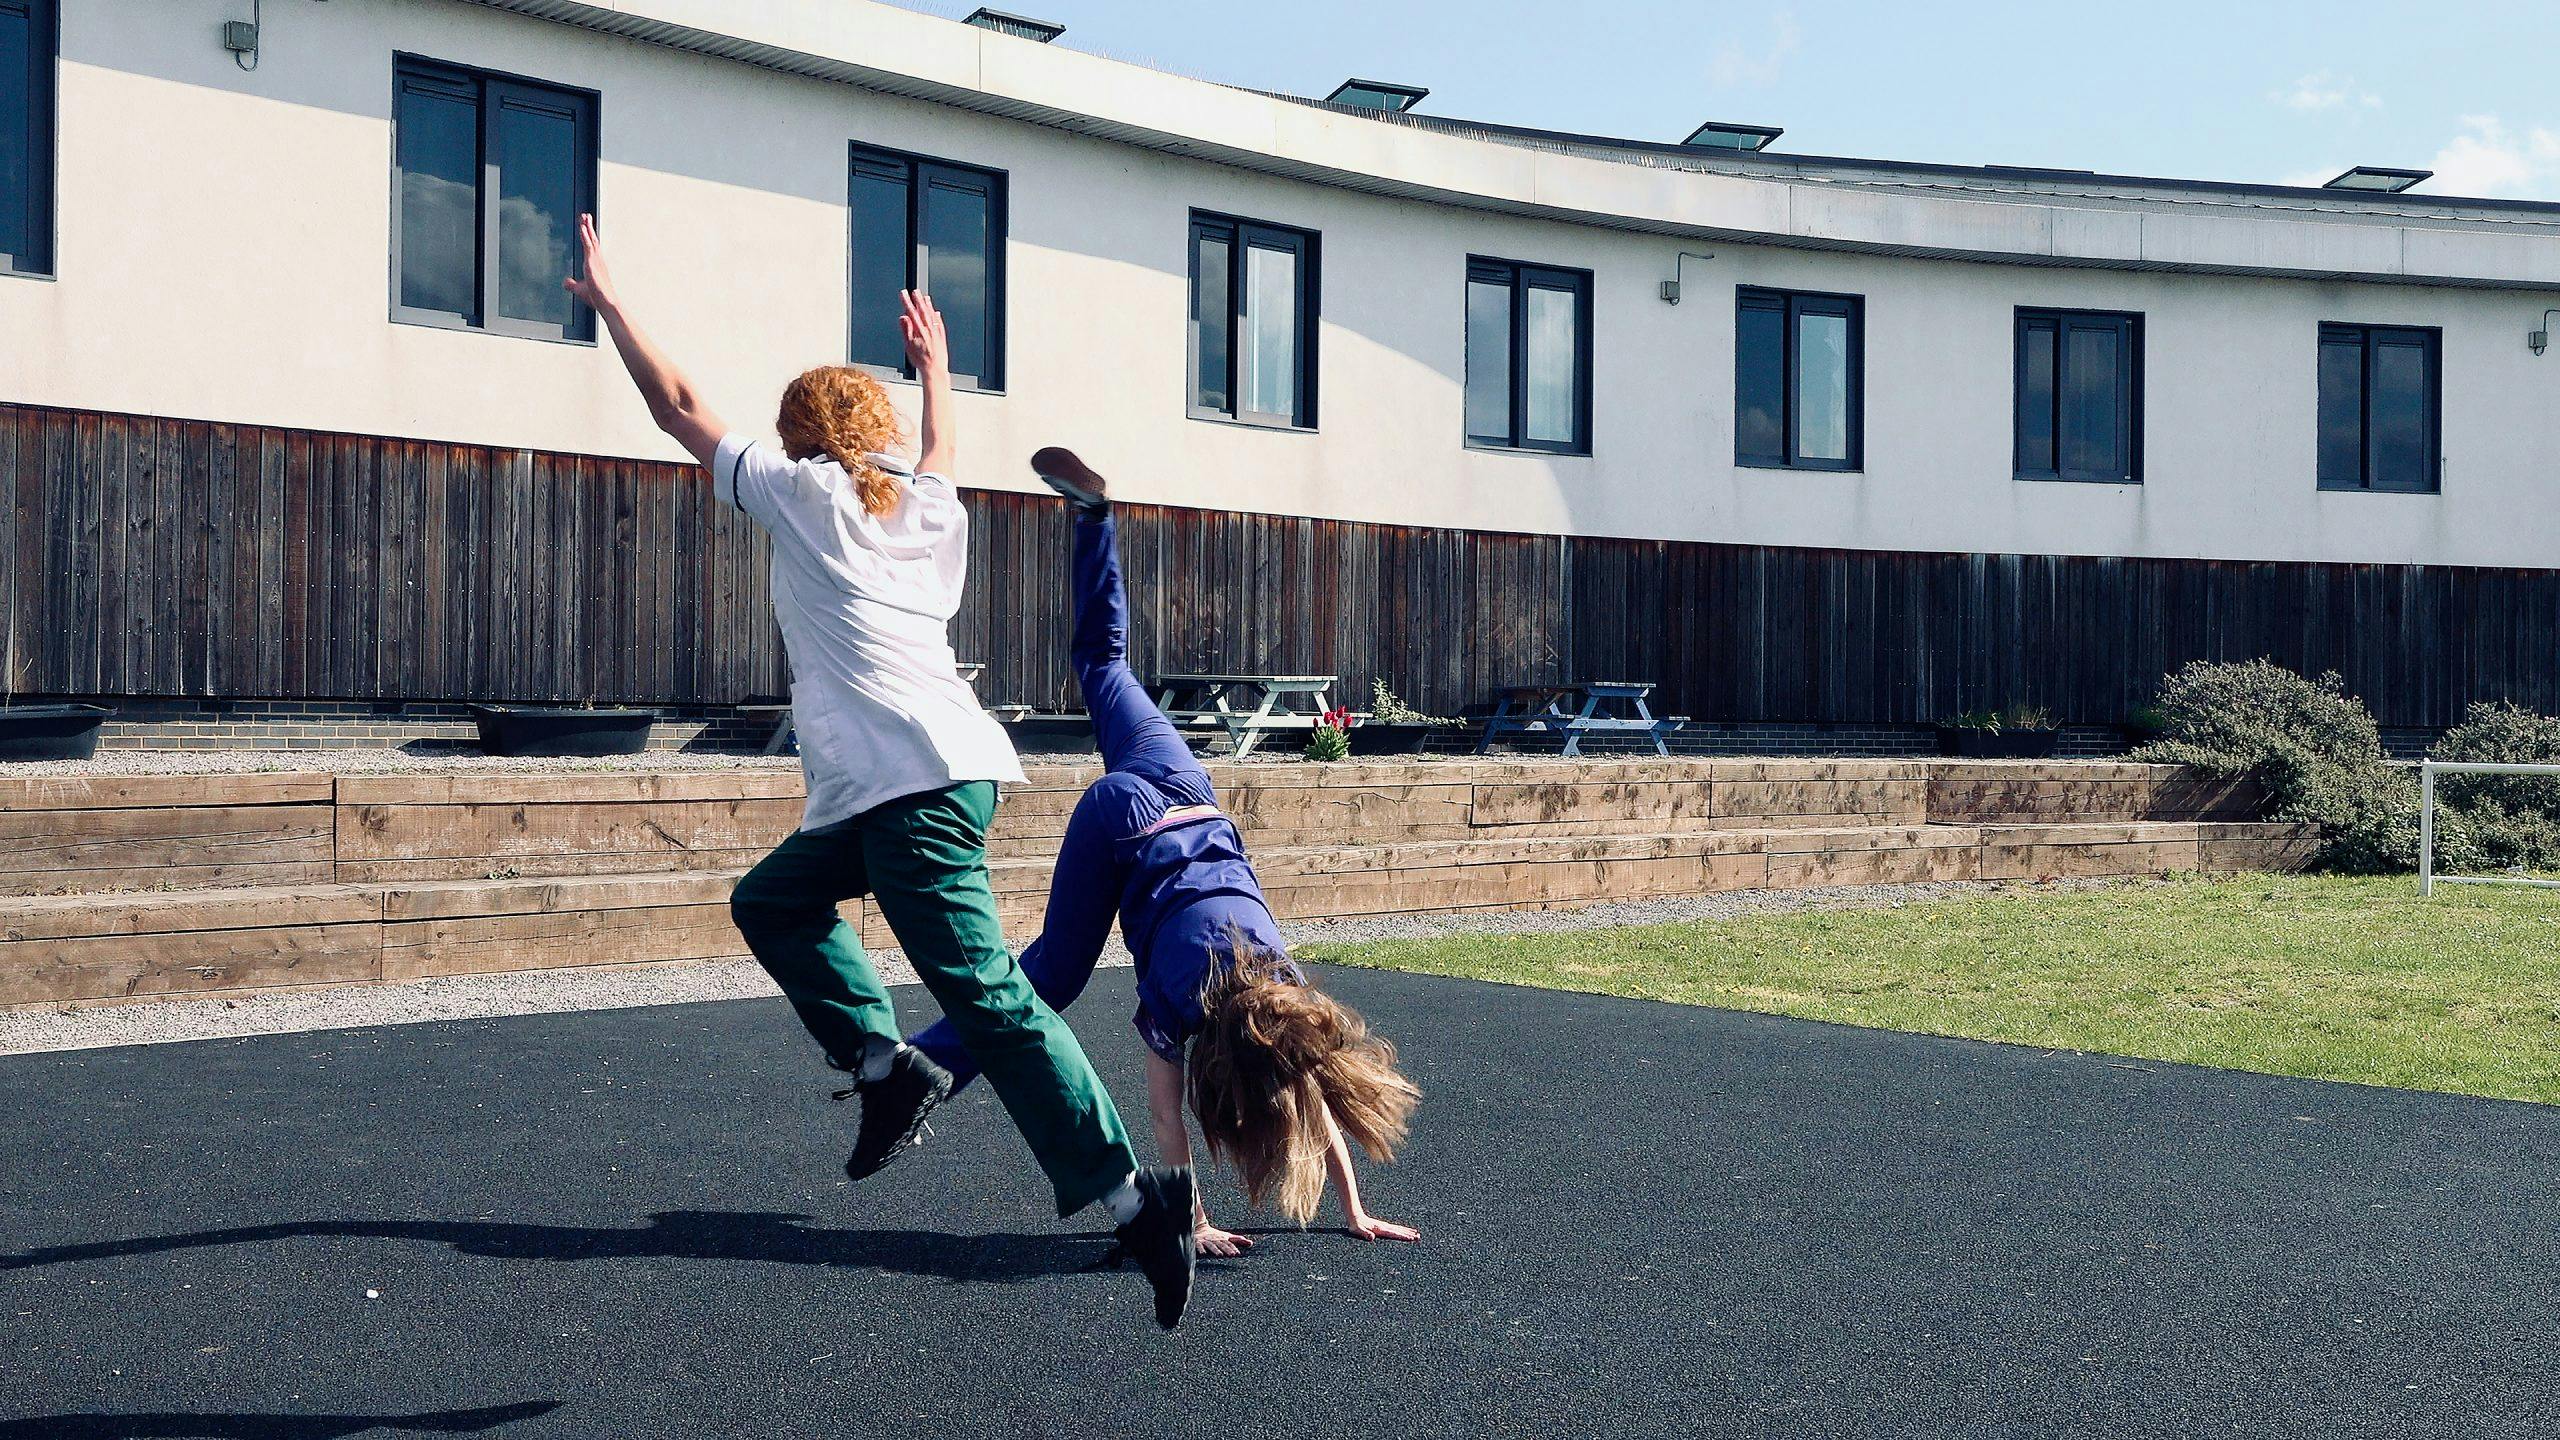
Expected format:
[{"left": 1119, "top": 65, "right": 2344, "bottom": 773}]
[
  {"left": 857, "top": 1036, "right": 905, "bottom": 1083},
  {"left": 1101, "top": 1173, "right": 1144, "bottom": 1224}
]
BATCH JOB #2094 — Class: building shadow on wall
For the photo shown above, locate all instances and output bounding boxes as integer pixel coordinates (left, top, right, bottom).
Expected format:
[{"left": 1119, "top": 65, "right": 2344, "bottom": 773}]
[
  {"left": 0, "top": 1210, "right": 1120, "bottom": 1286},
  {"left": 0, "top": 1401, "right": 560, "bottom": 1438}
]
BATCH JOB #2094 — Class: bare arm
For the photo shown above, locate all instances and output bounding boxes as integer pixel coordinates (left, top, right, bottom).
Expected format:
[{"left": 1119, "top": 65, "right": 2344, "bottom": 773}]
[
  {"left": 1146, "top": 1051, "right": 1255, "bottom": 1258},
  {"left": 1323, "top": 1103, "right": 1420, "bottom": 1243},
  {"left": 899, "top": 290, "right": 955, "bottom": 478},
  {"left": 564, "top": 213, "right": 726, "bottom": 468}
]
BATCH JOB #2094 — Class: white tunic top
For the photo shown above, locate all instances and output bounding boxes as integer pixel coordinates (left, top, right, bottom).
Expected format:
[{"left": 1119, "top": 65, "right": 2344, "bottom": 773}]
[{"left": 713, "top": 433, "right": 1024, "bottom": 833}]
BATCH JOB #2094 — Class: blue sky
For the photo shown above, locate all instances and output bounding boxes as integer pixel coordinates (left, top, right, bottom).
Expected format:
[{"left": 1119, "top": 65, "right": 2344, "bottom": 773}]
[{"left": 892, "top": 1, "right": 2560, "bottom": 199}]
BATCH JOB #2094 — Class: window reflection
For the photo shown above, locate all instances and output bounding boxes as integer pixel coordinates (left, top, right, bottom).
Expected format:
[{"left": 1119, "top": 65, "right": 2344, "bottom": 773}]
[{"left": 1242, "top": 244, "right": 1298, "bottom": 418}]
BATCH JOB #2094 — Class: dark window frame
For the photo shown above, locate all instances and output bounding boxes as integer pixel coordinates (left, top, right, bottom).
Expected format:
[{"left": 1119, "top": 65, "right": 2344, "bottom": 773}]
[
  {"left": 1189, "top": 209, "right": 1320, "bottom": 431},
  {"left": 0, "top": 0, "right": 55, "bottom": 280},
  {"left": 847, "top": 141, "right": 1009, "bottom": 394},
  {"left": 1464, "top": 256, "right": 1594, "bottom": 456},
  {"left": 2317, "top": 321, "right": 2442, "bottom": 494},
  {"left": 2013, "top": 306, "right": 2143, "bottom": 484},
  {"left": 1734, "top": 285, "right": 1864, "bottom": 471},
  {"left": 389, "top": 54, "right": 599, "bottom": 344}
]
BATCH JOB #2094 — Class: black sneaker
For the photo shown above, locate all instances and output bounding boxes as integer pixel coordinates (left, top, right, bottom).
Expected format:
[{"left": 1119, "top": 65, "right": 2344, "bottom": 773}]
[
  {"left": 835, "top": 1048, "right": 955, "bottom": 1182},
  {"left": 1030, "top": 447, "right": 1110, "bottom": 510},
  {"left": 1113, "top": 1166, "right": 1198, "bottom": 1330}
]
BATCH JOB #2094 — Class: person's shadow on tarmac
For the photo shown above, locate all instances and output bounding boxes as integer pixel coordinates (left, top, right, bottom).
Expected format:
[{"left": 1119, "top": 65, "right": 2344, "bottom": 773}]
[
  {"left": 0, "top": 1400, "right": 559, "bottom": 1438},
  {"left": 0, "top": 1210, "right": 1128, "bottom": 1284}
]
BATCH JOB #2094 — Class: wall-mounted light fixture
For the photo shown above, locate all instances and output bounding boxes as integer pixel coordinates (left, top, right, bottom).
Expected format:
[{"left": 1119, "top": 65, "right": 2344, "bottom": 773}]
[
  {"left": 1659, "top": 251, "right": 1716, "bottom": 305},
  {"left": 222, "top": 3, "right": 260, "bottom": 70},
  {"left": 2530, "top": 309, "right": 2560, "bottom": 355}
]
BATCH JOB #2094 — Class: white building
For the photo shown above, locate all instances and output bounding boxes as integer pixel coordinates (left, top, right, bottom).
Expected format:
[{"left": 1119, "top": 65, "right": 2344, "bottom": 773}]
[{"left": 2, "top": 0, "right": 2554, "bottom": 747}]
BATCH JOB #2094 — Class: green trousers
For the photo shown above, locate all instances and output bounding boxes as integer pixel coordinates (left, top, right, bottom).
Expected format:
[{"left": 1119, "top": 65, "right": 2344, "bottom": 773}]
[{"left": 728, "top": 780, "right": 1138, "bottom": 1217}]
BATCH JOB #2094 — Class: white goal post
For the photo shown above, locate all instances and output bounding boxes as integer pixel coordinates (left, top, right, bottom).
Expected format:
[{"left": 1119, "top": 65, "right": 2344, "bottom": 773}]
[{"left": 2419, "top": 760, "right": 2560, "bottom": 896}]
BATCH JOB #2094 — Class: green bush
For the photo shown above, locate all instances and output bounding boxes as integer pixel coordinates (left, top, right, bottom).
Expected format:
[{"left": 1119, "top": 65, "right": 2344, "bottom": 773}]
[
  {"left": 2435, "top": 701, "right": 2560, "bottom": 874},
  {"left": 2131, "top": 659, "right": 2420, "bottom": 872}
]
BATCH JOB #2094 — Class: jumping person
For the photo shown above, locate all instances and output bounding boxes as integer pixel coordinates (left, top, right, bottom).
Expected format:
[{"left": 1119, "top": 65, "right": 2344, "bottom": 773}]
[
  {"left": 904, "top": 448, "right": 1421, "bottom": 1258},
  {"left": 561, "top": 218, "right": 1198, "bottom": 1327}
]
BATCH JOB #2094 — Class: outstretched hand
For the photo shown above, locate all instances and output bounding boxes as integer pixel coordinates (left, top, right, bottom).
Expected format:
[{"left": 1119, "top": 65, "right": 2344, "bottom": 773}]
[
  {"left": 562, "top": 213, "right": 618, "bottom": 314},
  {"left": 1346, "top": 1213, "right": 1420, "bottom": 1243},
  {"left": 1196, "top": 1222, "right": 1257, "bottom": 1259},
  {"left": 899, "top": 290, "right": 950, "bottom": 380}
]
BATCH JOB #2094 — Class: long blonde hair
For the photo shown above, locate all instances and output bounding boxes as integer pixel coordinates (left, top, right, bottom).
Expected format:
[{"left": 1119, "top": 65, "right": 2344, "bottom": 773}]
[
  {"left": 775, "top": 365, "right": 907, "bottom": 516},
  {"left": 1187, "top": 950, "right": 1421, "bottom": 1224}
]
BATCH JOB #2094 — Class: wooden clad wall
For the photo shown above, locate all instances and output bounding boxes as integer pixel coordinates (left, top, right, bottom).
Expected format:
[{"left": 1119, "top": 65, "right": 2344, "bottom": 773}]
[{"left": 3, "top": 401, "right": 2555, "bottom": 728}]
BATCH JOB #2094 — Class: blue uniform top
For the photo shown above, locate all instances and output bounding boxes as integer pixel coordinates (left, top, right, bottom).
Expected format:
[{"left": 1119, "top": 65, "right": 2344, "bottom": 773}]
[{"left": 1119, "top": 814, "right": 1292, "bottom": 1061}]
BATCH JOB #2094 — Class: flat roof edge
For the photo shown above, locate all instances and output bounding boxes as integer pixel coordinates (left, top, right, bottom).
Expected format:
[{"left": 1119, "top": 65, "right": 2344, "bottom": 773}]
[{"left": 457, "top": 0, "right": 2560, "bottom": 290}]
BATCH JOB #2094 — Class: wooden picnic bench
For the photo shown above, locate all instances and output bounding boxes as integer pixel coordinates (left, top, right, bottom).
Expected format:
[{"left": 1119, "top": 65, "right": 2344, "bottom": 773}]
[
  {"left": 1152, "top": 672, "right": 1340, "bottom": 760},
  {"left": 1475, "top": 680, "right": 1687, "bottom": 758},
  {"left": 761, "top": 663, "right": 986, "bottom": 756}
]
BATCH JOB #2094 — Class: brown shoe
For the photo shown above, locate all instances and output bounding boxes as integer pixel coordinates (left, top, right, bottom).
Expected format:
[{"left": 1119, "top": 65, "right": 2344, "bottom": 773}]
[{"left": 1030, "top": 447, "right": 1109, "bottom": 510}]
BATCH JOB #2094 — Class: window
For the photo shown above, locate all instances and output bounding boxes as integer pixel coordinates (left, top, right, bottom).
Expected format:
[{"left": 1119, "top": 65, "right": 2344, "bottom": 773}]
[
  {"left": 2014, "top": 308, "right": 2142, "bottom": 483},
  {"left": 2318, "top": 323, "right": 2440, "bottom": 493},
  {"left": 1735, "top": 287, "right": 1862, "bottom": 470},
  {"left": 392, "top": 57, "right": 597, "bottom": 341},
  {"left": 1190, "top": 212, "right": 1318, "bottom": 428},
  {"left": 0, "top": 0, "right": 53, "bottom": 278},
  {"left": 849, "top": 145, "right": 1006, "bottom": 391},
  {"left": 1465, "top": 258, "right": 1592, "bottom": 454}
]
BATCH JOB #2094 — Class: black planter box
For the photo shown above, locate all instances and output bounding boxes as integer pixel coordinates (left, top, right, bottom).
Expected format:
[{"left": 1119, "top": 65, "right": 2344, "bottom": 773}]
[
  {"left": 469, "top": 704, "right": 654, "bottom": 757},
  {"left": 1002, "top": 713, "right": 1099, "bottom": 756},
  {"left": 1348, "top": 722, "right": 1437, "bottom": 756},
  {"left": 0, "top": 704, "right": 112, "bottom": 760},
  {"left": 1935, "top": 726, "right": 2063, "bottom": 759}
]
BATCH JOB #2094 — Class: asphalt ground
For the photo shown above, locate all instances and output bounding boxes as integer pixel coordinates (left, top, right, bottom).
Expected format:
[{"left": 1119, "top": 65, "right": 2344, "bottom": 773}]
[{"left": 5, "top": 964, "right": 2559, "bottom": 1438}]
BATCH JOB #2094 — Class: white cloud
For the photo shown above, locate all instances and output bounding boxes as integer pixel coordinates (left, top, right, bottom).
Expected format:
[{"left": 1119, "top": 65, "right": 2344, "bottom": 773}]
[
  {"left": 1710, "top": 13, "right": 1800, "bottom": 91},
  {"left": 2425, "top": 114, "right": 2560, "bottom": 198},
  {"left": 2274, "top": 72, "right": 2381, "bottom": 113}
]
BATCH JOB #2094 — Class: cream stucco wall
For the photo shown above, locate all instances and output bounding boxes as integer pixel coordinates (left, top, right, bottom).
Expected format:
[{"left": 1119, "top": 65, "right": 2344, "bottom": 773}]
[{"left": 4, "top": 0, "right": 2557, "bottom": 570}]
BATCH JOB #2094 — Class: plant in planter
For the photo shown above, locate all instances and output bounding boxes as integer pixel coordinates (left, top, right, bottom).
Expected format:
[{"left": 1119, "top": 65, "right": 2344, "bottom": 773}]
[
  {"left": 1304, "top": 707, "right": 1353, "bottom": 762},
  {"left": 0, "top": 636, "right": 113, "bottom": 759},
  {"left": 1935, "top": 703, "right": 2062, "bottom": 759},
  {"left": 469, "top": 695, "right": 656, "bottom": 757},
  {"left": 0, "top": 697, "right": 114, "bottom": 760},
  {"left": 998, "top": 706, "right": 1100, "bottom": 756},
  {"left": 1349, "top": 680, "right": 1459, "bottom": 756}
]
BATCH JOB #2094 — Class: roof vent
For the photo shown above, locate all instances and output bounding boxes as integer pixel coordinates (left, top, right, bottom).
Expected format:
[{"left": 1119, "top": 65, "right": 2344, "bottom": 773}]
[
  {"left": 1325, "top": 78, "right": 1429, "bottom": 113},
  {"left": 1682, "top": 120, "right": 1783, "bottom": 152},
  {"left": 2322, "top": 165, "right": 2430, "bottom": 194},
  {"left": 964, "top": 7, "right": 1065, "bottom": 43}
]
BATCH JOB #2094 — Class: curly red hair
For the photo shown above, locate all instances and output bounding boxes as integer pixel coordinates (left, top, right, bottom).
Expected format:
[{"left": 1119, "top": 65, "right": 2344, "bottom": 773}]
[{"left": 775, "top": 365, "right": 909, "bottom": 516}]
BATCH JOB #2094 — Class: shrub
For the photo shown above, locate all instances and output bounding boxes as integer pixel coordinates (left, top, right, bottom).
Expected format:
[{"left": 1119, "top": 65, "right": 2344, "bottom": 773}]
[
  {"left": 1370, "top": 679, "right": 1456, "bottom": 727},
  {"left": 2131, "top": 659, "right": 2419, "bottom": 872},
  {"left": 2435, "top": 701, "right": 2560, "bottom": 874}
]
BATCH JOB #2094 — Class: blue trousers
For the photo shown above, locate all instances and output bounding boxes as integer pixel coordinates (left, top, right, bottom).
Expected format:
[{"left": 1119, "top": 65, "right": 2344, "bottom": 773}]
[{"left": 908, "top": 509, "right": 1216, "bottom": 1087}]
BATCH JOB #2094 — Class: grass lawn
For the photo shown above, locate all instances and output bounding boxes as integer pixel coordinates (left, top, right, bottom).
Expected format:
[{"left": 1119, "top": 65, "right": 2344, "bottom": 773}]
[{"left": 1304, "top": 874, "right": 2560, "bottom": 1105}]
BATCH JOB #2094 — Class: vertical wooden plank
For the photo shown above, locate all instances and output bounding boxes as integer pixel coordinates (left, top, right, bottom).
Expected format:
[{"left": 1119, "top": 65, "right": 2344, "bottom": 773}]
[{"left": 0, "top": 409, "right": 15, "bottom": 698}]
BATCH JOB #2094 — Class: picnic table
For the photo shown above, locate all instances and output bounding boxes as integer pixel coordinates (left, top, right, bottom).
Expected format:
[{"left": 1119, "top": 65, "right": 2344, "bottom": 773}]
[
  {"left": 1152, "top": 672, "right": 1340, "bottom": 759},
  {"left": 1475, "top": 680, "right": 1687, "bottom": 758},
  {"left": 760, "top": 664, "right": 986, "bottom": 756}
]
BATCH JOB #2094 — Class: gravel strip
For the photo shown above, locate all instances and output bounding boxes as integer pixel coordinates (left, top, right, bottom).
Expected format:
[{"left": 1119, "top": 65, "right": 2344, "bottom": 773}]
[
  {"left": 0, "top": 878, "right": 2118, "bottom": 1056},
  {"left": 15, "top": 749, "right": 807, "bottom": 777},
  {"left": 10, "top": 744, "right": 1846, "bottom": 777}
]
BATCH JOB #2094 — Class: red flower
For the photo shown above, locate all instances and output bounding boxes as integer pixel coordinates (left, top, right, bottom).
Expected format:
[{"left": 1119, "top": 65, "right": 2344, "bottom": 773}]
[{"left": 1321, "top": 706, "right": 1352, "bottom": 731}]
